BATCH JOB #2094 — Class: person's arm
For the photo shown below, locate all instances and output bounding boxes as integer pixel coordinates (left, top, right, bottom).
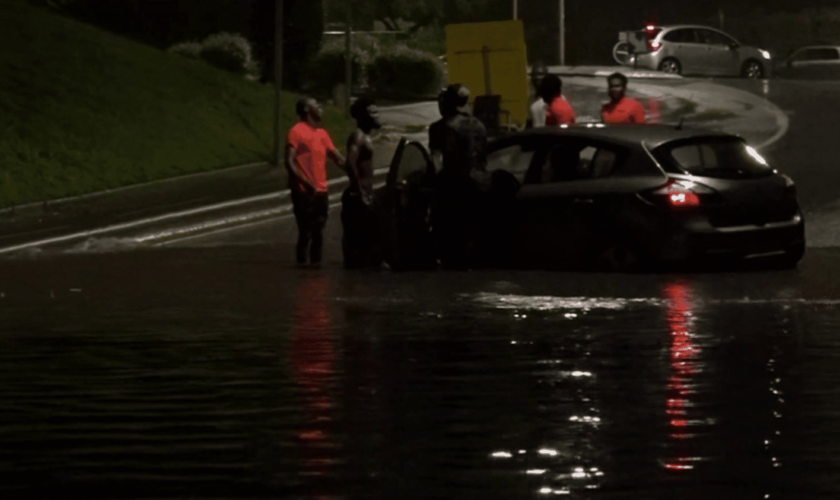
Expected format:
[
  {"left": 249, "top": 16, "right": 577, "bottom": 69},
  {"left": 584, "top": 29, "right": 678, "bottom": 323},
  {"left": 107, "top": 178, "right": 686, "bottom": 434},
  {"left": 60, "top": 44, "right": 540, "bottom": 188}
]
[
  {"left": 328, "top": 148, "right": 346, "bottom": 170},
  {"left": 345, "top": 138, "right": 360, "bottom": 191},
  {"left": 322, "top": 131, "right": 346, "bottom": 170},
  {"left": 286, "top": 142, "right": 316, "bottom": 192}
]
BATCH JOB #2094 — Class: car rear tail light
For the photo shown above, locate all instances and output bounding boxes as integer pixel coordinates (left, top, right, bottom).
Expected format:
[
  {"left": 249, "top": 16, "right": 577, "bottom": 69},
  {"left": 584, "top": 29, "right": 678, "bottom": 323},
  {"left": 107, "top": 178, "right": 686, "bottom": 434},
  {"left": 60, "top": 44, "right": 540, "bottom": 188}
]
[
  {"left": 782, "top": 174, "right": 797, "bottom": 199},
  {"left": 642, "top": 179, "right": 717, "bottom": 208},
  {"left": 645, "top": 26, "right": 662, "bottom": 52}
]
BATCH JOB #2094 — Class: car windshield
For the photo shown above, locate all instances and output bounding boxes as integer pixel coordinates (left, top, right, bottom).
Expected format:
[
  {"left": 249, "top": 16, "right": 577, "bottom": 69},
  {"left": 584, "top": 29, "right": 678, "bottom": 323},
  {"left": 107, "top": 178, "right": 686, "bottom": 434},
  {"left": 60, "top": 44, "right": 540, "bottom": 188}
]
[{"left": 652, "top": 137, "right": 773, "bottom": 179}]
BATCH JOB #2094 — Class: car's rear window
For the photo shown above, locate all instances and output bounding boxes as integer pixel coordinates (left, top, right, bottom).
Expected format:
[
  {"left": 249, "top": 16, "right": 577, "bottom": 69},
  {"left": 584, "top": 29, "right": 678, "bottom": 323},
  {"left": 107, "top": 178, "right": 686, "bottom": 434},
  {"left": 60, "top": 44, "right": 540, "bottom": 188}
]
[{"left": 651, "top": 137, "right": 773, "bottom": 179}]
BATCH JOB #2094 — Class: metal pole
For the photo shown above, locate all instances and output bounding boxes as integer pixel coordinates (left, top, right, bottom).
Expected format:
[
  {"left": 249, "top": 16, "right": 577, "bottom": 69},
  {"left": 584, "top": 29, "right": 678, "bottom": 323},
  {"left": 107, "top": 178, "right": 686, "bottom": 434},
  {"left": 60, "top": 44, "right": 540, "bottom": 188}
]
[
  {"left": 273, "top": 0, "right": 284, "bottom": 167},
  {"left": 559, "top": 0, "right": 565, "bottom": 66},
  {"left": 344, "top": 14, "right": 352, "bottom": 114},
  {"left": 513, "top": 0, "right": 517, "bottom": 20}
]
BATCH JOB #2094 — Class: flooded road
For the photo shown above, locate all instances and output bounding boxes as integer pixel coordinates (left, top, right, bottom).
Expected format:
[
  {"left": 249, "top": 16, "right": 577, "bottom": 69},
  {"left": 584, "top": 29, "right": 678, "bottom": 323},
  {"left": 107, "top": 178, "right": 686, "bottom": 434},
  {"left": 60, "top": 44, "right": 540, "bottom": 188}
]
[{"left": 2, "top": 243, "right": 840, "bottom": 499}]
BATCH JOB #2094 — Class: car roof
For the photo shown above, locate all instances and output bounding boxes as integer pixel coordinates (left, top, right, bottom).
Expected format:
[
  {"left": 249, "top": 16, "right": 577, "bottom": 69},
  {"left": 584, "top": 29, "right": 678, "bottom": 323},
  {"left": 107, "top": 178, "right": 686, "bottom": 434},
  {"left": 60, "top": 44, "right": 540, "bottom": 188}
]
[
  {"left": 657, "top": 24, "right": 727, "bottom": 31},
  {"left": 493, "top": 124, "right": 738, "bottom": 150}
]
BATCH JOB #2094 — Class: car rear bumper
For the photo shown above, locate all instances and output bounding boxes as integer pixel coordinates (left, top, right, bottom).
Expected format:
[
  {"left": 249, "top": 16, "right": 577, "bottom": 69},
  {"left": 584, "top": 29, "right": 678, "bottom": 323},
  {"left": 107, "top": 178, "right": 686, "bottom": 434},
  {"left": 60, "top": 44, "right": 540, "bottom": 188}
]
[
  {"left": 654, "top": 213, "right": 805, "bottom": 263},
  {"left": 628, "top": 53, "right": 659, "bottom": 70}
]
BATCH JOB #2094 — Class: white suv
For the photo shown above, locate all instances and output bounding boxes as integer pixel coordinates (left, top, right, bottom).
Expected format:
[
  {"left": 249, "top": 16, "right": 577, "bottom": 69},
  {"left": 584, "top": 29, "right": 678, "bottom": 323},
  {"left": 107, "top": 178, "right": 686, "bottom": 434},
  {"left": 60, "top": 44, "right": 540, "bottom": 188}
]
[{"left": 615, "top": 25, "right": 772, "bottom": 79}]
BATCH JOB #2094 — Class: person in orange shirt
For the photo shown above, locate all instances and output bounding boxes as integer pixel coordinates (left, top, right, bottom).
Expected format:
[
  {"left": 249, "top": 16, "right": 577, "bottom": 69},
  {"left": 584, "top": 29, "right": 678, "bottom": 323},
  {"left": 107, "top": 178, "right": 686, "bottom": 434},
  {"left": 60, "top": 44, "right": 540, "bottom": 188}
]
[
  {"left": 601, "top": 72, "right": 646, "bottom": 124},
  {"left": 286, "top": 97, "right": 346, "bottom": 268},
  {"left": 540, "top": 74, "right": 576, "bottom": 126}
]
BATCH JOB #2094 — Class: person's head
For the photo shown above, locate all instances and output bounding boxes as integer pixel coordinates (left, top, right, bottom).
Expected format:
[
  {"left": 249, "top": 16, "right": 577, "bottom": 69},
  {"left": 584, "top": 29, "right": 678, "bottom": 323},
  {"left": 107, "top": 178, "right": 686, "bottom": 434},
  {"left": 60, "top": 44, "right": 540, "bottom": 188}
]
[
  {"left": 350, "top": 96, "right": 381, "bottom": 131},
  {"left": 531, "top": 60, "right": 547, "bottom": 90},
  {"left": 441, "top": 84, "right": 471, "bottom": 116},
  {"left": 296, "top": 97, "right": 322, "bottom": 123},
  {"left": 539, "top": 74, "right": 562, "bottom": 103},
  {"left": 436, "top": 89, "right": 447, "bottom": 116},
  {"left": 607, "top": 72, "right": 628, "bottom": 102}
]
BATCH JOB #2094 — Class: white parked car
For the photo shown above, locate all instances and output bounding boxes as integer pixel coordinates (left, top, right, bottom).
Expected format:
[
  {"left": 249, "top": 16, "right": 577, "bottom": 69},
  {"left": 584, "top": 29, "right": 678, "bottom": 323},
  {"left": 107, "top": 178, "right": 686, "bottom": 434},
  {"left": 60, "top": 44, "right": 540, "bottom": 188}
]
[{"left": 614, "top": 25, "right": 772, "bottom": 79}]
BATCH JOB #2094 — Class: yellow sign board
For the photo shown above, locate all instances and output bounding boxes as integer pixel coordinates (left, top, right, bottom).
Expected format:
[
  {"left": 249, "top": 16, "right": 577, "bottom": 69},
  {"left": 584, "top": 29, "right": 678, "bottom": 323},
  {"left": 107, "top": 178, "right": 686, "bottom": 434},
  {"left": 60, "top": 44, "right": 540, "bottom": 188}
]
[{"left": 445, "top": 20, "right": 529, "bottom": 129}]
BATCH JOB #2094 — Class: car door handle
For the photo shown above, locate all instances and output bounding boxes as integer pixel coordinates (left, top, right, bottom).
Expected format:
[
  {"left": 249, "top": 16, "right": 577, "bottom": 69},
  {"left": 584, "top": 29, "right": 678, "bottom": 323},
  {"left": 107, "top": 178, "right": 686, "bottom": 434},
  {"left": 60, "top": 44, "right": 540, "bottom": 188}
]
[{"left": 573, "top": 198, "right": 593, "bottom": 204}]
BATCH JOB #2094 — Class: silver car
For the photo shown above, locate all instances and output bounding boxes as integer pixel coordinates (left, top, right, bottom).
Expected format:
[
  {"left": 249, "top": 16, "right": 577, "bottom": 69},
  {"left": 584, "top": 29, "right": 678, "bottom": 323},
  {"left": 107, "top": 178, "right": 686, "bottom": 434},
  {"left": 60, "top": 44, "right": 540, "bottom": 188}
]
[
  {"left": 777, "top": 46, "right": 840, "bottom": 80},
  {"left": 620, "top": 25, "right": 772, "bottom": 78}
]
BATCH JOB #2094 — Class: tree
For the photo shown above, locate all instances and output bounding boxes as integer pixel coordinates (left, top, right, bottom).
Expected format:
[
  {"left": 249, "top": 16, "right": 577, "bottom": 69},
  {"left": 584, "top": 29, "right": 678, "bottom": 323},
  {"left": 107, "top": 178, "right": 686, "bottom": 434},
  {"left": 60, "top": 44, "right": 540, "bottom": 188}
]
[
  {"left": 251, "top": 0, "right": 324, "bottom": 88},
  {"left": 324, "top": 0, "right": 505, "bottom": 34}
]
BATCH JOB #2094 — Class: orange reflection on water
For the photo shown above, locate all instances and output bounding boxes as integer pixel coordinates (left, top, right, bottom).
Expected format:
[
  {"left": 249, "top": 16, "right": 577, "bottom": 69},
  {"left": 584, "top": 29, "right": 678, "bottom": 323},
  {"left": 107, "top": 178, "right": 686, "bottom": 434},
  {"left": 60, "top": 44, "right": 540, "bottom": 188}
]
[
  {"left": 663, "top": 280, "right": 701, "bottom": 470},
  {"left": 290, "top": 273, "right": 336, "bottom": 477}
]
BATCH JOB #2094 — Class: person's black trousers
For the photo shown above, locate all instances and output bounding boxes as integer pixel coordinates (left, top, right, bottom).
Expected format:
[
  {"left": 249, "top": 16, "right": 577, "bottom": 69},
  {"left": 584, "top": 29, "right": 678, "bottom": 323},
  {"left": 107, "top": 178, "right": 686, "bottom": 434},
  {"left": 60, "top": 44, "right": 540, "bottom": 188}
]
[{"left": 291, "top": 189, "right": 329, "bottom": 265}]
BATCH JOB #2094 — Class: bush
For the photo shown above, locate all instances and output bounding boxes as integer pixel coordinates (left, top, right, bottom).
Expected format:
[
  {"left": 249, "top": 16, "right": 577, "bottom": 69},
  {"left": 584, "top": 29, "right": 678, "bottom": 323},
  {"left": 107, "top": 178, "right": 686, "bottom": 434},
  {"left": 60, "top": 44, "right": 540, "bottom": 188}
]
[
  {"left": 367, "top": 46, "right": 443, "bottom": 97},
  {"left": 167, "top": 41, "right": 202, "bottom": 59},
  {"left": 306, "top": 35, "right": 378, "bottom": 95},
  {"left": 198, "top": 32, "right": 258, "bottom": 76}
]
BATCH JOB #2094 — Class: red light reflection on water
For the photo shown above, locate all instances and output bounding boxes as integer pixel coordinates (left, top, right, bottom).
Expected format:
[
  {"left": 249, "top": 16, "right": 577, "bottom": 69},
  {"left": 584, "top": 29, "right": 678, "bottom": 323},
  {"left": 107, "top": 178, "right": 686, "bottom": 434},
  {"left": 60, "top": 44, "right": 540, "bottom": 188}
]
[
  {"left": 290, "top": 274, "right": 336, "bottom": 477},
  {"left": 663, "top": 280, "right": 701, "bottom": 470}
]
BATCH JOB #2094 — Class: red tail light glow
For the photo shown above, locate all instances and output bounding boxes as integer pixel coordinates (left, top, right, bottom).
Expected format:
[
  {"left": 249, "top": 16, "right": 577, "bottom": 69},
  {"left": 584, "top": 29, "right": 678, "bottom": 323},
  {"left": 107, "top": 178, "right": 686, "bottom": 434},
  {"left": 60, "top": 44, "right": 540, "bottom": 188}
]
[
  {"left": 649, "top": 179, "right": 706, "bottom": 208},
  {"left": 649, "top": 40, "right": 662, "bottom": 52}
]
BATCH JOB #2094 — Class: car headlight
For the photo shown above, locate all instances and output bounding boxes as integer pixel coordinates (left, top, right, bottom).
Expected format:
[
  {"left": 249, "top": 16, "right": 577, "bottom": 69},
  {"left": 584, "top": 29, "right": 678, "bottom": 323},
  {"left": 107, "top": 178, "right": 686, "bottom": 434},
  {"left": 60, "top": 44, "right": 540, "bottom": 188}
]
[{"left": 759, "top": 49, "right": 771, "bottom": 60}]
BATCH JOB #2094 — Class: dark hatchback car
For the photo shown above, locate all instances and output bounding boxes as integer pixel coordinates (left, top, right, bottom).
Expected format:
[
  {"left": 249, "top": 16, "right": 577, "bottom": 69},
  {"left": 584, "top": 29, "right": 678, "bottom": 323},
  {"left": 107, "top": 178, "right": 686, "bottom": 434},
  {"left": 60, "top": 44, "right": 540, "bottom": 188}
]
[{"left": 375, "top": 125, "right": 805, "bottom": 271}]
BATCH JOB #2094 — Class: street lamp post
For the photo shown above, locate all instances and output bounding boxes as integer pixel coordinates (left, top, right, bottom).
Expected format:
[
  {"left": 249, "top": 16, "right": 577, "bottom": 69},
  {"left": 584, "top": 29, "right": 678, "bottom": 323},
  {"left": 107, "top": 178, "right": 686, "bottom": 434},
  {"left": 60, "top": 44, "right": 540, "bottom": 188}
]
[
  {"left": 559, "top": 0, "right": 565, "bottom": 66},
  {"left": 273, "top": 0, "right": 284, "bottom": 167},
  {"left": 513, "top": 0, "right": 517, "bottom": 20}
]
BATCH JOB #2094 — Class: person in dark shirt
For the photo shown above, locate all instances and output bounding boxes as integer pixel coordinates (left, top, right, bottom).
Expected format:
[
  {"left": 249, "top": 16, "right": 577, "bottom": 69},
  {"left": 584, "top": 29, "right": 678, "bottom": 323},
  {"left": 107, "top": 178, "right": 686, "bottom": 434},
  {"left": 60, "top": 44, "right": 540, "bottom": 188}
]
[
  {"left": 342, "top": 97, "right": 381, "bottom": 268},
  {"left": 431, "top": 84, "right": 488, "bottom": 269},
  {"left": 428, "top": 89, "right": 449, "bottom": 173}
]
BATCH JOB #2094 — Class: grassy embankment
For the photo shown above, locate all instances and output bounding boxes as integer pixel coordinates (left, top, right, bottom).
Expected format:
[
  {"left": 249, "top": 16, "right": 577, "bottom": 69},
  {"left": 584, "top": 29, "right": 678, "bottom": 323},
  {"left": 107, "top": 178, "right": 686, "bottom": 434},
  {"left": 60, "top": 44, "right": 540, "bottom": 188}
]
[{"left": 0, "top": 0, "right": 354, "bottom": 208}]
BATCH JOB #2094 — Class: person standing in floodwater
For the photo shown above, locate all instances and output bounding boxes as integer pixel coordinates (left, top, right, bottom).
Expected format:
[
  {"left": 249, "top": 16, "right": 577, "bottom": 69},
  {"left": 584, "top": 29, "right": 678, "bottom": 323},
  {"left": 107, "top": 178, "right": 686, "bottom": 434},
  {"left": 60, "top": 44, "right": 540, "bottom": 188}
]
[
  {"left": 431, "top": 84, "right": 488, "bottom": 269},
  {"left": 286, "top": 97, "right": 346, "bottom": 268},
  {"left": 342, "top": 97, "right": 382, "bottom": 268}
]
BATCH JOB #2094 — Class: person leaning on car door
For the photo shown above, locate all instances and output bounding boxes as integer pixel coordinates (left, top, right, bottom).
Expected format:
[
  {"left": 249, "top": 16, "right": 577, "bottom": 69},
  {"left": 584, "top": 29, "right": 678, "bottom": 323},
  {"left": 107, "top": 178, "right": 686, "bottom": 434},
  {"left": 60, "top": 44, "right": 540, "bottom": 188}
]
[
  {"left": 431, "top": 84, "right": 489, "bottom": 269},
  {"left": 601, "top": 72, "right": 646, "bottom": 124},
  {"left": 286, "top": 97, "right": 346, "bottom": 268}
]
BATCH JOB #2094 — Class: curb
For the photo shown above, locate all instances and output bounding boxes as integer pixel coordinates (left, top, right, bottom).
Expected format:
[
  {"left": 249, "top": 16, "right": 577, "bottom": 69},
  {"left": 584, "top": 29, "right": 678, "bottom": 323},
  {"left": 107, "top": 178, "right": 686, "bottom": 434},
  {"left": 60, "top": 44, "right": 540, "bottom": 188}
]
[
  {"left": 0, "top": 168, "right": 390, "bottom": 255},
  {"left": 0, "top": 161, "right": 271, "bottom": 217}
]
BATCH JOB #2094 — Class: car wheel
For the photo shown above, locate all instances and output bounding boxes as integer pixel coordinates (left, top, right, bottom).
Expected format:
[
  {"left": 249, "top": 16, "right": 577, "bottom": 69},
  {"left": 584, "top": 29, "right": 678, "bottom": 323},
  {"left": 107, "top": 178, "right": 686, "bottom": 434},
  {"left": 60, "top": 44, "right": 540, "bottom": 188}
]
[
  {"left": 774, "top": 242, "right": 805, "bottom": 270},
  {"left": 658, "top": 58, "right": 681, "bottom": 75},
  {"left": 742, "top": 59, "right": 764, "bottom": 79}
]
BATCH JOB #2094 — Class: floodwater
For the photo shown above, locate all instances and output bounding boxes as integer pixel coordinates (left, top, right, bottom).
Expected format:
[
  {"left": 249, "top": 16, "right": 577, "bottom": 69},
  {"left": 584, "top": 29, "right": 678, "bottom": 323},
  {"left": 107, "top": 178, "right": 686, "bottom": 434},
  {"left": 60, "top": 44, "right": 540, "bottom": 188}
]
[{"left": 1, "top": 243, "right": 840, "bottom": 499}]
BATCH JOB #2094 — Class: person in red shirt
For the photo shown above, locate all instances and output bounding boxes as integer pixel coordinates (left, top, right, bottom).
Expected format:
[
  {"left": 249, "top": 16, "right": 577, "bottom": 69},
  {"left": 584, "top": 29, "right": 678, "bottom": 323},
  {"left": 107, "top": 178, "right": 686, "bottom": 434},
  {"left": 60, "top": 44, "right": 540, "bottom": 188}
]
[
  {"left": 601, "top": 72, "right": 646, "bottom": 124},
  {"left": 286, "top": 97, "right": 346, "bottom": 267},
  {"left": 540, "top": 74, "right": 576, "bottom": 126}
]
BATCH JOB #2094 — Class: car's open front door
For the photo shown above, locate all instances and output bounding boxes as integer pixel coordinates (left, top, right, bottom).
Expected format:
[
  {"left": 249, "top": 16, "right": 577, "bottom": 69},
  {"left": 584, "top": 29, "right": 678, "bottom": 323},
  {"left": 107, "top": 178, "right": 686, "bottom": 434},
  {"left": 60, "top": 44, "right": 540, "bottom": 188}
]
[{"left": 375, "top": 139, "right": 436, "bottom": 270}]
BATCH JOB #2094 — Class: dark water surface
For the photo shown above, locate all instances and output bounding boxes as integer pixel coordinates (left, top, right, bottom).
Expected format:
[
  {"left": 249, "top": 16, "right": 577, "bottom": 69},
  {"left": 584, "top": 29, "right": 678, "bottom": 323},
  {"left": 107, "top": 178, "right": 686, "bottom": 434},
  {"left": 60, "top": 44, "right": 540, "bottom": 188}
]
[{"left": 1, "top": 246, "right": 840, "bottom": 499}]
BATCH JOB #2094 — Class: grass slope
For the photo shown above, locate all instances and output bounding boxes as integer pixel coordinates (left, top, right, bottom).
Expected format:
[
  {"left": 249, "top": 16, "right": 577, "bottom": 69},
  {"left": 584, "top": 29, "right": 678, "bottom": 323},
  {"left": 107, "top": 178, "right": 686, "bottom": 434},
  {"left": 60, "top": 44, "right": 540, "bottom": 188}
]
[{"left": 0, "top": 0, "right": 353, "bottom": 207}]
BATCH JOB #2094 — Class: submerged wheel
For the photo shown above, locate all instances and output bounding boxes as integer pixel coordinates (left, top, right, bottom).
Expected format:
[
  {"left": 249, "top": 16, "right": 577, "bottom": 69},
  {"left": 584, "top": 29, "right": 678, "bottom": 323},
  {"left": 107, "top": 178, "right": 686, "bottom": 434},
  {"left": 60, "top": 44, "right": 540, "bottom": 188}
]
[
  {"left": 658, "top": 58, "right": 682, "bottom": 75},
  {"left": 742, "top": 59, "right": 765, "bottom": 79}
]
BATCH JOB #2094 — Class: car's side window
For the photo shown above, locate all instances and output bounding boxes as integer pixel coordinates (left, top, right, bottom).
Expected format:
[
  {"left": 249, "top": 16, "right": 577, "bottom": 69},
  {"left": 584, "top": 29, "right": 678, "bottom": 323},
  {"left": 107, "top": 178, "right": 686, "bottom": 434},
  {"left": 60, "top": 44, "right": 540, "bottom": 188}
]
[
  {"left": 663, "top": 29, "right": 698, "bottom": 44},
  {"left": 793, "top": 48, "right": 840, "bottom": 62},
  {"left": 486, "top": 142, "right": 536, "bottom": 183},
  {"left": 698, "top": 29, "right": 734, "bottom": 47},
  {"left": 526, "top": 142, "right": 626, "bottom": 183},
  {"left": 814, "top": 48, "right": 840, "bottom": 61}
]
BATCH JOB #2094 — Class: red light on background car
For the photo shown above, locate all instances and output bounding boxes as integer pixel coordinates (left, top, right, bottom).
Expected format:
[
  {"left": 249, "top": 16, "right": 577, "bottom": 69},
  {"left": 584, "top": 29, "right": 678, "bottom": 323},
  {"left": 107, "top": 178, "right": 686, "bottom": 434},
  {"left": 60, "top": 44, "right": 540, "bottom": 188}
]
[{"left": 646, "top": 25, "right": 656, "bottom": 31}]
